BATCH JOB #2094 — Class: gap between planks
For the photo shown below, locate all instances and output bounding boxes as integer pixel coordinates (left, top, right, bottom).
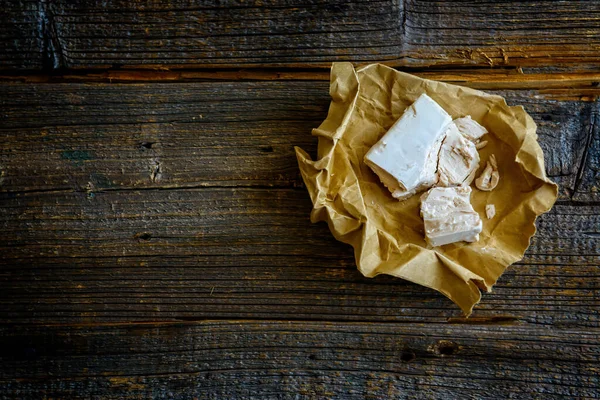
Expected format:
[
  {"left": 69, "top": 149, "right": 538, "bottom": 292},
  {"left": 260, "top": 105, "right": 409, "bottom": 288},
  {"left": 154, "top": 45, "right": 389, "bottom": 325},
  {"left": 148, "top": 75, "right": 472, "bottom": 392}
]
[
  {"left": 1, "top": 68, "right": 600, "bottom": 93},
  {"left": 0, "top": 316, "right": 527, "bottom": 328}
]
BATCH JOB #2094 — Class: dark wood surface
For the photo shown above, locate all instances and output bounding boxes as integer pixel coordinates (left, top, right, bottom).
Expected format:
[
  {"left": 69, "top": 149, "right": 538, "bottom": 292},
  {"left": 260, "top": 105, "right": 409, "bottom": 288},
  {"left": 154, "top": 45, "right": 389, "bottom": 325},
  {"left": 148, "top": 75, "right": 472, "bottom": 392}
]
[
  {"left": 1, "top": 321, "right": 598, "bottom": 398},
  {"left": 1, "top": 1, "right": 599, "bottom": 399},
  {"left": 3, "top": 0, "right": 600, "bottom": 70}
]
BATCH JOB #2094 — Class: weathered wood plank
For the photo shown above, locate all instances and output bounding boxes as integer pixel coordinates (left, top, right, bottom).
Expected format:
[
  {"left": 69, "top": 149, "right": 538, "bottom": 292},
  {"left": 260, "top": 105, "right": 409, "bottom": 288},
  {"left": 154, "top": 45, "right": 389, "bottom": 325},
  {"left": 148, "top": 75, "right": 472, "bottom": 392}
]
[
  {"left": 573, "top": 111, "right": 599, "bottom": 202},
  {"left": 2, "top": 0, "right": 600, "bottom": 70},
  {"left": 0, "top": 0, "right": 44, "bottom": 70},
  {"left": 403, "top": 0, "right": 600, "bottom": 68},
  {"left": 0, "top": 189, "right": 596, "bottom": 262},
  {"left": 2, "top": 0, "right": 405, "bottom": 70},
  {"left": 0, "top": 321, "right": 598, "bottom": 398},
  {"left": 0, "top": 257, "right": 597, "bottom": 326},
  {"left": 0, "top": 81, "right": 596, "bottom": 199},
  {"left": 0, "top": 188, "right": 597, "bottom": 325},
  {"left": 0, "top": 81, "right": 329, "bottom": 191}
]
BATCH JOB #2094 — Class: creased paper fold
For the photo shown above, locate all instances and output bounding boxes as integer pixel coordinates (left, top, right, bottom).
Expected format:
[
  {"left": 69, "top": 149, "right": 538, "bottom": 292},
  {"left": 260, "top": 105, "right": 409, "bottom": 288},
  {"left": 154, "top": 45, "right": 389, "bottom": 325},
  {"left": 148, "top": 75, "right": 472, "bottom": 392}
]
[{"left": 295, "top": 63, "right": 558, "bottom": 315}]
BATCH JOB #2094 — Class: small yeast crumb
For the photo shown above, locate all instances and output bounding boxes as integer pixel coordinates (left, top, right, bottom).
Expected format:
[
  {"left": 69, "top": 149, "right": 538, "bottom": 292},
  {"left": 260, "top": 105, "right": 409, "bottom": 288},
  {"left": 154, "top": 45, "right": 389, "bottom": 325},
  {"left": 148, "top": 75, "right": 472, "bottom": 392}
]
[{"left": 486, "top": 204, "right": 496, "bottom": 219}]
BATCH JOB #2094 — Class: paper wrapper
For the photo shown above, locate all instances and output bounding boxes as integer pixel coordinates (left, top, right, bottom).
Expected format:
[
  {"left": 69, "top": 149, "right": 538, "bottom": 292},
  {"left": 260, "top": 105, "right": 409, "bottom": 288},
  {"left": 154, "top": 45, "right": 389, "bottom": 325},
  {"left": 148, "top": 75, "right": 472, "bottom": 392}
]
[{"left": 295, "top": 63, "right": 558, "bottom": 315}]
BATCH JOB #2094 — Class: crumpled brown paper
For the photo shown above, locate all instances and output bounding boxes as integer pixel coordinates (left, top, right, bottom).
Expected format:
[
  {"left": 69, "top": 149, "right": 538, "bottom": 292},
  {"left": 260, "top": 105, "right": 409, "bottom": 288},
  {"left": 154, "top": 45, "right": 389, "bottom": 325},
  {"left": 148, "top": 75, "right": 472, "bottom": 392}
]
[{"left": 295, "top": 63, "right": 558, "bottom": 315}]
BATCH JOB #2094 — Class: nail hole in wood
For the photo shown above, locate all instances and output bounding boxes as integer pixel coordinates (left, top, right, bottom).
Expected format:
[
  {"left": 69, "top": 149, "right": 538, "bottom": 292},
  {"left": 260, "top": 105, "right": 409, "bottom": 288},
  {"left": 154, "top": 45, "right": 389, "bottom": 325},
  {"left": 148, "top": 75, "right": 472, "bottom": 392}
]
[
  {"left": 439, "top": 344, "right": 456, "bottom": 356},
  {"left": 400, "top": 349, "right": 416, "bottom": 362},
  {"left": 259, "top": 145, "right": 274, "bottom": 152},
  {"left": 139, "top": 142, "right": 155, "bottom": 150},
  {"left": 432, "top": 340, "right": 459, "bottom": 356},
  {"left": 135, "top": 232, "right": 152, "bottom": 241}
]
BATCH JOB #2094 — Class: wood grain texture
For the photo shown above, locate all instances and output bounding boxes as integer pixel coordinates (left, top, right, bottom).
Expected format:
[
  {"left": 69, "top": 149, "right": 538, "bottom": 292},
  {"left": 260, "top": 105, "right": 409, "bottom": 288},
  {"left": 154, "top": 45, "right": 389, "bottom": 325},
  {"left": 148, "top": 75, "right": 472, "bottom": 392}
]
[
  {"left": 1, "top": 81, "right": 597, "bottom": 199},
  {"left": 1, "top": 321, "right": 598, "bottom": 399},
  {"left": 0, "top": 187, "right": 598, "bottom": 326},
  {"left": 2, "top": 0, "right": 600, "bottom": 70},
  {"left": 0, "top": 0, "right": 44, "bottom": 70},
  {"left": 2, "top": 1, "right": 599, "bottom": 397},
  {"left": 403, "top": 0, "right": 600, "bottom": 68},
  {"left": 0, "top": 80, "right": 328, "bottom": 191},
  {"left": 2, "top": 255, "right": 598, "bottom": 327}
]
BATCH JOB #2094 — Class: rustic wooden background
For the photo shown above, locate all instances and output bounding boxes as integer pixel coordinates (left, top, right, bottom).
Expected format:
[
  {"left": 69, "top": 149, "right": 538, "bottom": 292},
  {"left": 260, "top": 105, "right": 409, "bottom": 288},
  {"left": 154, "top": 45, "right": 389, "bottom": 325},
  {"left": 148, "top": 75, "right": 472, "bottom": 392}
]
[{"left": 1, "top": 0, "right": 599, "bottom": 398}]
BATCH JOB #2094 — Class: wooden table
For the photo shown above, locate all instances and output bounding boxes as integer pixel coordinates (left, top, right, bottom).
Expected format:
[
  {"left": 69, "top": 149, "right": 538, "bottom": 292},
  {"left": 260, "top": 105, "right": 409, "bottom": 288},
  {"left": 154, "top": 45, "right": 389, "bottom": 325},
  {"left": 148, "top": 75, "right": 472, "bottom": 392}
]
[{"left": 1, "top": 1, "right": 598, "bottom": 398}]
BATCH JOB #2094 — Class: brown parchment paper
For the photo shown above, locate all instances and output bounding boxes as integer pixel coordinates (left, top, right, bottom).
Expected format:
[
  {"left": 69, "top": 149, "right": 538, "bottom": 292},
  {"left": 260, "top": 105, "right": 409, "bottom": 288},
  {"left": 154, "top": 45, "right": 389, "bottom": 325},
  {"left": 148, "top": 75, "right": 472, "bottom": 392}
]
[{"left": 295, "top": 63, "right": 558, "bottom": 315}]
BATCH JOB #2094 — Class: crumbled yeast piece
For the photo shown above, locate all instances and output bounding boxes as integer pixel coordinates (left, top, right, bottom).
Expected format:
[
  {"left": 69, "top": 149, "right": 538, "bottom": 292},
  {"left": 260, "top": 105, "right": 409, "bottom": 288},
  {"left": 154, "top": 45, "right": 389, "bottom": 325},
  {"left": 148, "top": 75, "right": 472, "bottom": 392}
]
[
  {"left": 420, "top": 186, "right": 483, "bottom": 247},
  {"left": 476, "top": 140, "right": 488, "bottom": 150},
  {"left": 453, "top": 116, "right": 488, "bottom": 142},
  {"left": 476, "top": 154, "right": 500, "bottom": 191},
  {"left": 364, "top": 93, "right": 452, "bottom": 200},
  {"left": 437, "top": 123, "right": 480, "bottom": 187},
  {"left": 486, "top": 204, "right": 496, "bottom": 219}
]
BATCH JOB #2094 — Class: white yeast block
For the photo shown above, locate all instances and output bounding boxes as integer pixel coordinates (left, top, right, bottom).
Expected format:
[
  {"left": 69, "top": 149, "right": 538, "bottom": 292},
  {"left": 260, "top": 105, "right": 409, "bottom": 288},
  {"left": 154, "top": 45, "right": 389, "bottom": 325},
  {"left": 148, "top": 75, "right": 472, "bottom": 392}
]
[{"left": 364, "top": 93, "right": 452, "bottom": 200}]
